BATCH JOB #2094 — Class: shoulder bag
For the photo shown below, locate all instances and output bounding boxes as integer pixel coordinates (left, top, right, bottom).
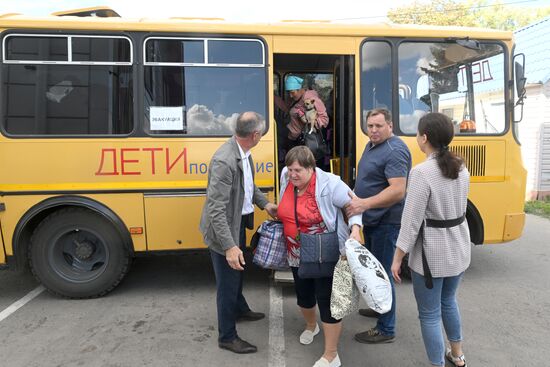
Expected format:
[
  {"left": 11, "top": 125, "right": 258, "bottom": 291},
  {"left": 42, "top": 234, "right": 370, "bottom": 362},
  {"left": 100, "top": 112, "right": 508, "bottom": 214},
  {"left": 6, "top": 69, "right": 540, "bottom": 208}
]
[
  {"left": 302, "top": 128, "right": 328, "bottom": 161},
  {"left": 295, "top": 186, "right": 340, "bottom": 278}
]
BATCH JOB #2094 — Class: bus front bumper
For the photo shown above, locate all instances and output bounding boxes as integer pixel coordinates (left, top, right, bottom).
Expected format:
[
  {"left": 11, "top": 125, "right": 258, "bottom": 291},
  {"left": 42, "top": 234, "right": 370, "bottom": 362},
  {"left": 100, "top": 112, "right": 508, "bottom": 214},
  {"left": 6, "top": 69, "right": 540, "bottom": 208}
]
[{"left": 503, "top": 212, "right": 526, "bottom": 242}]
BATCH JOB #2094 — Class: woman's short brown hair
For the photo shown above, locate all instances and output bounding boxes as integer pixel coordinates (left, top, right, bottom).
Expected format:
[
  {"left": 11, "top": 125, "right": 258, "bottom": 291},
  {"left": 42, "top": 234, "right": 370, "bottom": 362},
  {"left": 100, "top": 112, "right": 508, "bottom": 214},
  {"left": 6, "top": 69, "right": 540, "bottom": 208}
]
[{"left": 285, "top": 146, "right": 316, "bottom": 169}]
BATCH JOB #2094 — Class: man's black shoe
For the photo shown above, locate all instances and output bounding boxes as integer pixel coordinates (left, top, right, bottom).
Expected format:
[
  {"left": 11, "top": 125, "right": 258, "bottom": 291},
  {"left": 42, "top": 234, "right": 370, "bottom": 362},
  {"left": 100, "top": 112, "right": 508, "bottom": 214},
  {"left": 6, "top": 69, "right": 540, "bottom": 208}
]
[
  {"left": 358, "top": 308, "right": 381, "bottom": 318},
  {"left": 237, "top": 310, "right": 265, "bottom": 322},
  {"left": 218, "top": 337, "right": 258, "bottom": 354},
  {"left": 355, "top": 327, "right": 395, "bottom": 344}
]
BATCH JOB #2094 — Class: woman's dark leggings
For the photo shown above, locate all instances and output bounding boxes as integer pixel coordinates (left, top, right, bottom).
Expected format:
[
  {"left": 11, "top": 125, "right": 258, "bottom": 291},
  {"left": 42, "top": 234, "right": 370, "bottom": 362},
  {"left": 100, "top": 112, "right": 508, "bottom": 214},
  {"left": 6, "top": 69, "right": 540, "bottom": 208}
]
[{"left": 291, "top": 267, "right": 341, "bottom": 324}]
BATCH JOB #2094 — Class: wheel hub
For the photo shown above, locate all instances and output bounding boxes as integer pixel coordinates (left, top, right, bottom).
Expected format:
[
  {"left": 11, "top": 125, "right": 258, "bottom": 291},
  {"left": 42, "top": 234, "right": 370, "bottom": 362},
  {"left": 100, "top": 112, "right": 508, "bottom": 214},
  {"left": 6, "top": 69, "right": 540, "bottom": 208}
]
[{"left": 74, "top": 240, "right": 94, "bottom": 260}]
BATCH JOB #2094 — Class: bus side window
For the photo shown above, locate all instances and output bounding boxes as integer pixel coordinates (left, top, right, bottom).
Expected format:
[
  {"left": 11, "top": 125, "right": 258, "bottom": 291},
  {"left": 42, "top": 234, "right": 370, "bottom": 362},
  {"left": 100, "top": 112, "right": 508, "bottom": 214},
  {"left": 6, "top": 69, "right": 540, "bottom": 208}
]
[
  {"left": 360, "top": 41, "right": 392, "bottom": 132},
  {"left": 1, "top": 34, "right": 133, "bottom": 136},
  {"left": 143, "top": 37, "right": 267, "bottom": 136}
]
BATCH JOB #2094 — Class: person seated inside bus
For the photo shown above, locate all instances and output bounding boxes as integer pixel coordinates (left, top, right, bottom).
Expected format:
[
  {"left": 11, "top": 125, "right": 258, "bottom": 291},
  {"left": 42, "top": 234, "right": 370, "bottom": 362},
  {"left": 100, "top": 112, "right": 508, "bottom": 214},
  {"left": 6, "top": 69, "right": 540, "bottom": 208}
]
[{"left": 285, "top": 75, "right": 329, "bottom": 170}]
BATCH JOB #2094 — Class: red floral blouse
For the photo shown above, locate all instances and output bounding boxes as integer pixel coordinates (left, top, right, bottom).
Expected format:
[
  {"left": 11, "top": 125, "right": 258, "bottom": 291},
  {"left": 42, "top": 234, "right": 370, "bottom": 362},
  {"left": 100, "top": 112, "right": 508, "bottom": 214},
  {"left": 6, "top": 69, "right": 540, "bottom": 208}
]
[{"left": 277, "top": 173, "right": 327, "bottom": 267}]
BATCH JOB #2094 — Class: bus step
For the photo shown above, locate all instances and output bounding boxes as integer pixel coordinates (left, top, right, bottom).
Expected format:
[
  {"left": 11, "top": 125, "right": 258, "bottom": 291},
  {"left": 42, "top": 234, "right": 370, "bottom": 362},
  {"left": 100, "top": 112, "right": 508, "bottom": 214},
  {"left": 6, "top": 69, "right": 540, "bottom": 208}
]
[{"left": 273, "top": 270, "right": 294, "bottom": 284}]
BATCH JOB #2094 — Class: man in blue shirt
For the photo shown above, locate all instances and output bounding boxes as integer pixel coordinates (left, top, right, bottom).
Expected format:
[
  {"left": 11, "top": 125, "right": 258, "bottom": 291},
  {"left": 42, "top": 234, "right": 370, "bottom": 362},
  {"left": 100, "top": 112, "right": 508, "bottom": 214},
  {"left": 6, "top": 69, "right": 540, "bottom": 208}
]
[{"left": 346, "top": 108, "right": 412, "bottom": 344}]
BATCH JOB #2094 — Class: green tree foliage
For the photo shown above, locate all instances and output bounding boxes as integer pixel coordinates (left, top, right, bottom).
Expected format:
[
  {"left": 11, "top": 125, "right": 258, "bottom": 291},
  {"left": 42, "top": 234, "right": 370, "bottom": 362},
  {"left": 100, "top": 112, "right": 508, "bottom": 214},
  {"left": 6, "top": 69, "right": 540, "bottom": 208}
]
[{"left": 387, "top": 0, "right": 550, "bottom": 30}]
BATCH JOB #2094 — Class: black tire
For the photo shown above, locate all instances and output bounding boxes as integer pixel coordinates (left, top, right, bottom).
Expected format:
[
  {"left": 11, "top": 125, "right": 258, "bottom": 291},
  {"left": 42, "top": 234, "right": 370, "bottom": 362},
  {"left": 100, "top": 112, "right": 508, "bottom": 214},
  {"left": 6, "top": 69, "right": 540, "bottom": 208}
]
[{"left": 29, "top": 208, "right": 131, "bottom": 298}]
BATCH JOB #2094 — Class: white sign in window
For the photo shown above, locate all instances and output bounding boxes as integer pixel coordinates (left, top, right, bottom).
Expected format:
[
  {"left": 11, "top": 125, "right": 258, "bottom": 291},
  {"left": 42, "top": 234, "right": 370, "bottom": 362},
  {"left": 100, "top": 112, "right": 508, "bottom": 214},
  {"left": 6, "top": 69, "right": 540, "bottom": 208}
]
[{"left": 150, "top": 106, "right": 184, "bottom": 131}]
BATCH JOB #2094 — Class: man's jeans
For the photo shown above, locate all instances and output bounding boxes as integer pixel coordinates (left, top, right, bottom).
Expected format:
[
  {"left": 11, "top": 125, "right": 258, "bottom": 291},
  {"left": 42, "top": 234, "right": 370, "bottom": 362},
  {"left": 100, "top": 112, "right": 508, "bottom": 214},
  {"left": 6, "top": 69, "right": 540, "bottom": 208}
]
[
  {"left": 363, "top": 224, "right": 399, "bottom": 336},
  {"left": 209, "top": 219, "right": 251, "bottom": 343},
  {"left": 411, "top": 271, "right": 464, "bottom": 366}
]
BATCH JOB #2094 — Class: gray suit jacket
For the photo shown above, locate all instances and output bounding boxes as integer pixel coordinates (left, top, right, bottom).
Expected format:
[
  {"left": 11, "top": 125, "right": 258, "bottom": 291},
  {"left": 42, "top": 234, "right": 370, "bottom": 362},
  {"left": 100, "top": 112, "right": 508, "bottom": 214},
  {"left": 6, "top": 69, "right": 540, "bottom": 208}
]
[{"left": 199, "top": 137, "right": 269, "bottom": 255}]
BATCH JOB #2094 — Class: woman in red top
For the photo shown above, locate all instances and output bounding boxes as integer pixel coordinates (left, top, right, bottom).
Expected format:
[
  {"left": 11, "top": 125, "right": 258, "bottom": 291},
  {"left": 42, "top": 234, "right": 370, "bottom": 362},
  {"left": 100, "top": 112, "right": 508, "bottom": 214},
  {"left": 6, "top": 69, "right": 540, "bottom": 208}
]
[
  {"left": 278, "top": 165, "right": 326, "bottom": 268},
  {"left": 278, "top": 146, "right": 362, "bottom": 367}
]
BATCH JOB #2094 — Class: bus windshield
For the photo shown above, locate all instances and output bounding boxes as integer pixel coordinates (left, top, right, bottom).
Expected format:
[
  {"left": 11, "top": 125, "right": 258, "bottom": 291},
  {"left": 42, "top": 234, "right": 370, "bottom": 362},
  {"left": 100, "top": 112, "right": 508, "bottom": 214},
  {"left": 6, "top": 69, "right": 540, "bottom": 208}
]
[{"left": 397, "top": 41, "right": 505, "bottom": 135}]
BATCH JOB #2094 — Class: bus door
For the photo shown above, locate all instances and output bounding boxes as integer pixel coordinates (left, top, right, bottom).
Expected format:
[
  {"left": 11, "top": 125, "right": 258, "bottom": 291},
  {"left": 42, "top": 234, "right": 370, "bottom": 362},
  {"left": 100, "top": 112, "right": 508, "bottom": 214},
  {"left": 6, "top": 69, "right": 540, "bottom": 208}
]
[
  {"left": 331, "top": 56, "right": 356, "bottom": 187},
  {"left": 273, "top": 55, "right": 355, "bottom": 184}
]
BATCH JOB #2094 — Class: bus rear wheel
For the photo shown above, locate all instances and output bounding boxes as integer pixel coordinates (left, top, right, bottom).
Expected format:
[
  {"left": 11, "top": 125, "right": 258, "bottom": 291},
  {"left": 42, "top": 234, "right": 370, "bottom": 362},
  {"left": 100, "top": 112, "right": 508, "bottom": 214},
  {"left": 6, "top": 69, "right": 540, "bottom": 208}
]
[{"left": 29, "top": 208, "right": 131, "bottom": 298}]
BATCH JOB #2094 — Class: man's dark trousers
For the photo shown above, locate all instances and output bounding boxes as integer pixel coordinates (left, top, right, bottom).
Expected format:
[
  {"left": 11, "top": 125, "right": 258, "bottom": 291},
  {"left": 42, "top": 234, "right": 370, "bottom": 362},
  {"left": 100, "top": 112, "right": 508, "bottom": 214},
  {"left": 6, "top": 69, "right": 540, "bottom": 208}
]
[
  {"left": 210, "top": 217, "right": 251, "bottom": 343},
  {"left": 363, "top": 224, "right": 399, "bottom": 336}
]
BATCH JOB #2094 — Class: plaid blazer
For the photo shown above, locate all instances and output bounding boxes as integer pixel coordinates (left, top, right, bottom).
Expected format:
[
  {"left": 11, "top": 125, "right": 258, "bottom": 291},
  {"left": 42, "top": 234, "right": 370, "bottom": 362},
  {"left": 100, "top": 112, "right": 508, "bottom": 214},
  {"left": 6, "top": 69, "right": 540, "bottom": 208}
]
[{"left": 396, "top": 155, "right": 471, "bottom": 278}]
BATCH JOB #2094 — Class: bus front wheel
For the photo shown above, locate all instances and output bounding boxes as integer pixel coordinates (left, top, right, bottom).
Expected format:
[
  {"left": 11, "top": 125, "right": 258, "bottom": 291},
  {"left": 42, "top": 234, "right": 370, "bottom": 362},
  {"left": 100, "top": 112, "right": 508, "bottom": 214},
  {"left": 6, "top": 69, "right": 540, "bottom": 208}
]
[{"left": 29, "top": 208, "right": 131, "bottom": 298}]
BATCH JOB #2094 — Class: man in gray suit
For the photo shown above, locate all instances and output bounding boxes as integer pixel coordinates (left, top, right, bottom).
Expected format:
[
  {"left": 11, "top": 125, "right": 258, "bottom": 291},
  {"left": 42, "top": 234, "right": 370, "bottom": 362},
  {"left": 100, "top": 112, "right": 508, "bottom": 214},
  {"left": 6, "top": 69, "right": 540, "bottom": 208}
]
[{"left": 200, "top": 111, "right": 278, "bottom": 354}]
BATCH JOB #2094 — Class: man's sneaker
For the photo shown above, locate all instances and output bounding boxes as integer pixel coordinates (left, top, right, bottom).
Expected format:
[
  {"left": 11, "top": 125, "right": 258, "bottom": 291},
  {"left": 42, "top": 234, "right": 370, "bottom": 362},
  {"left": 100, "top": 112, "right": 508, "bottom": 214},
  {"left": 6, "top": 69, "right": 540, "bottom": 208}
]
[
  {"left": 358, "top": 308, "right": 381, "bottom": 318},
  {"left": 354, "top": 327, "right": 395, "bottom": 344}
]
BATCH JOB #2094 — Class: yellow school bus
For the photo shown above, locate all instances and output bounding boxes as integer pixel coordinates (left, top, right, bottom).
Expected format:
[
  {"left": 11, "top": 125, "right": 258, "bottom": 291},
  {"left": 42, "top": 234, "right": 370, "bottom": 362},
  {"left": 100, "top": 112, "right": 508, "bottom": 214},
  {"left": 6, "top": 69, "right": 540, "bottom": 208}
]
[{"left": 0, "top": 8, "right": 527, "bottom": 298}]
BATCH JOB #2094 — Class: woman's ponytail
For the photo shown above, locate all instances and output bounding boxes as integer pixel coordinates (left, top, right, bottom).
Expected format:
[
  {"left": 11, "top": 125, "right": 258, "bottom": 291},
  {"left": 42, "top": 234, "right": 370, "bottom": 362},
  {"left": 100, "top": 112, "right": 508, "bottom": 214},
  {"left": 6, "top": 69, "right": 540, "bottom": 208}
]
[{"left": 418, "top": 113, "right": 464, "bottom": 179}]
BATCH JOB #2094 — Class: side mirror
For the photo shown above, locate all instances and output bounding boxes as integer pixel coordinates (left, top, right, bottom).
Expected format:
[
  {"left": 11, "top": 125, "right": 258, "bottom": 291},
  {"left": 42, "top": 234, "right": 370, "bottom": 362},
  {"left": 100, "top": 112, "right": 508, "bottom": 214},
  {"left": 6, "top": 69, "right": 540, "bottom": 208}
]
[
  {"left": 513, "top": 53, "right": 526, "bottom": 123},
  {"left": 514, "top": 59, "right": 526, "bottom": 98}
]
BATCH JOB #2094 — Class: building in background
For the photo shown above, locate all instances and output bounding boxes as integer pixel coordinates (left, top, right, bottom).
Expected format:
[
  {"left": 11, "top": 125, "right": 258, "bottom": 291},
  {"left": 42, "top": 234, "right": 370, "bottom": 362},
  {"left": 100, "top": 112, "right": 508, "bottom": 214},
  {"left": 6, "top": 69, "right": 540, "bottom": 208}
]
[{"left": 515, "top": 17, "right": 550, "bottom": 200}]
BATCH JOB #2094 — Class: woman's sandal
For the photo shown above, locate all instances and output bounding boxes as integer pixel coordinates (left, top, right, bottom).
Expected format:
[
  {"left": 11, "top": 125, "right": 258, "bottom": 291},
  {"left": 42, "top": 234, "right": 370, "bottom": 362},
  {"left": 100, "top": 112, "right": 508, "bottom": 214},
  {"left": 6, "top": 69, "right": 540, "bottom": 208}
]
[{"left": 446, "top": 349, "right": 467, "bottom": 367}]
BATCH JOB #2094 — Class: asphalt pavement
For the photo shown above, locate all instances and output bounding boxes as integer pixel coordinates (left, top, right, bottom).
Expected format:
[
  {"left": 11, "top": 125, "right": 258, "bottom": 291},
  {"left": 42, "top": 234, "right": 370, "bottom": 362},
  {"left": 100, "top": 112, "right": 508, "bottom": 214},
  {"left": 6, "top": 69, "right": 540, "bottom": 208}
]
[{"left": 0, "top": 214, "right": 549, "bottom": 367}]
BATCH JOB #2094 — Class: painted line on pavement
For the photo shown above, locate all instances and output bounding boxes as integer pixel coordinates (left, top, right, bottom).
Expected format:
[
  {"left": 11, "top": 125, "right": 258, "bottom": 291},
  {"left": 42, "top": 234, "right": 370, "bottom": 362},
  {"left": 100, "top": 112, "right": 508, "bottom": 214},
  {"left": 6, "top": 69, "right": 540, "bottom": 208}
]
[
  {"left": 0, "top": 285, "right": 45, "bottom": 323},
  {"left": 268, "top": 283, "right": 285, "bottom": 367}
]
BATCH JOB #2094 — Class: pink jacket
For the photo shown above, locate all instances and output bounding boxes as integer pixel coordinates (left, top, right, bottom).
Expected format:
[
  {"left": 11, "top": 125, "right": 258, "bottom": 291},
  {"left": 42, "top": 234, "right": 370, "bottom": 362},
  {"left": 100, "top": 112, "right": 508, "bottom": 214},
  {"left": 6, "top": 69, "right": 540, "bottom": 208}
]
[{"left": 287, "top": 90, "right": 329, "bottom": 140}]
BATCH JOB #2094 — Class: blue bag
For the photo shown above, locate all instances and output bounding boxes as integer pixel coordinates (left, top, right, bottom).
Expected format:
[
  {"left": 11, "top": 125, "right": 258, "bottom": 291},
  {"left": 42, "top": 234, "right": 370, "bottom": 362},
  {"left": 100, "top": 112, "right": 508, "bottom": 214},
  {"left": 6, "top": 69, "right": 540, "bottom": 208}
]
[
  {"left": 293, "top": 186, "right": 339, "bottom": 279},
  {"left": 297, "top": 230, "right": 340, "bottom": 278}
]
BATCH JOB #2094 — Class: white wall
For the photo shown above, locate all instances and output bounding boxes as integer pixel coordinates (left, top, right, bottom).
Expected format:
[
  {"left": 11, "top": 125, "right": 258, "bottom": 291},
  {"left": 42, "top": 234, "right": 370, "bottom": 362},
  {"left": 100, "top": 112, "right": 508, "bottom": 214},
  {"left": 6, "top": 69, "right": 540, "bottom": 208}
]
[
  {"left": 539, "top": 81, "right": 550, "bottom": 195},
  {"left": 519, "top": 82, "right": 550, "bottom": 199}
]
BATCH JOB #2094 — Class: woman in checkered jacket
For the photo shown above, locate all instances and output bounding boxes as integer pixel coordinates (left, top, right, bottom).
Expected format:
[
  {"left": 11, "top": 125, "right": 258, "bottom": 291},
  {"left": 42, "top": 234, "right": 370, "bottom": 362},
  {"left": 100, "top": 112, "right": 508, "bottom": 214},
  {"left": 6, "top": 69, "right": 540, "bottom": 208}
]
[{"left": 391, "top": 112, "right": 470, "bottom": 367}]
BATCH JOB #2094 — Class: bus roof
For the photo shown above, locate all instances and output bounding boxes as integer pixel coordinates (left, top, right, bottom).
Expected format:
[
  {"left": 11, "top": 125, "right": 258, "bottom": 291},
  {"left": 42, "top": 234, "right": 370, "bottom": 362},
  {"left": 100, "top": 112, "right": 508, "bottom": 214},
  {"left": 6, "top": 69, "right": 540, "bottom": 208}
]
[
  {"left": 0, "top": 10, "right": 512, "bottom": 41},
  {"left": 50, "top": 6, "right": 121, "bottom": 18}
]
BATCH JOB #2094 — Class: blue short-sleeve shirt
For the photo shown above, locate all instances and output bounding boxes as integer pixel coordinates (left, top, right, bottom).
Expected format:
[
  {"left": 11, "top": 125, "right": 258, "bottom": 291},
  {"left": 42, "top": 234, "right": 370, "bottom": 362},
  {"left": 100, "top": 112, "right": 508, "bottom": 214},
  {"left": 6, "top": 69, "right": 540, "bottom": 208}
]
[{"left": 354, "top": 136, "right": 412, "bottom": 226}]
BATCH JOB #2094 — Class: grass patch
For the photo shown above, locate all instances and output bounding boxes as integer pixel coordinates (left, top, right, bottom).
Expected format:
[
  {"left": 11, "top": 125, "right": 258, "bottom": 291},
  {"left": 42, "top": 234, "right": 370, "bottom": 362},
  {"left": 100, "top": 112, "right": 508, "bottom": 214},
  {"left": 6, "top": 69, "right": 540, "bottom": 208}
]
[{"left": 525, "top": 198, "right": 550, "bottom": 220}]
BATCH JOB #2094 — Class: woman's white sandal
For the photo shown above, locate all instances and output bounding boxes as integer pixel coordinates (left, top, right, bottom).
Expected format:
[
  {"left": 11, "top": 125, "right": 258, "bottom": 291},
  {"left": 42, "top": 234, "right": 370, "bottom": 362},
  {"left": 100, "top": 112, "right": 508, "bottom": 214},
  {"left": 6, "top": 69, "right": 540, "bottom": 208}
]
[
  {"left": 446, "top": 349, "right": 467, "bottom": 367},
  {"left": 299, "top": 323, "right": 320, "bottom": 345},
  {"left": 312, "top": 354, "right": 341, "bottom": 367}
]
